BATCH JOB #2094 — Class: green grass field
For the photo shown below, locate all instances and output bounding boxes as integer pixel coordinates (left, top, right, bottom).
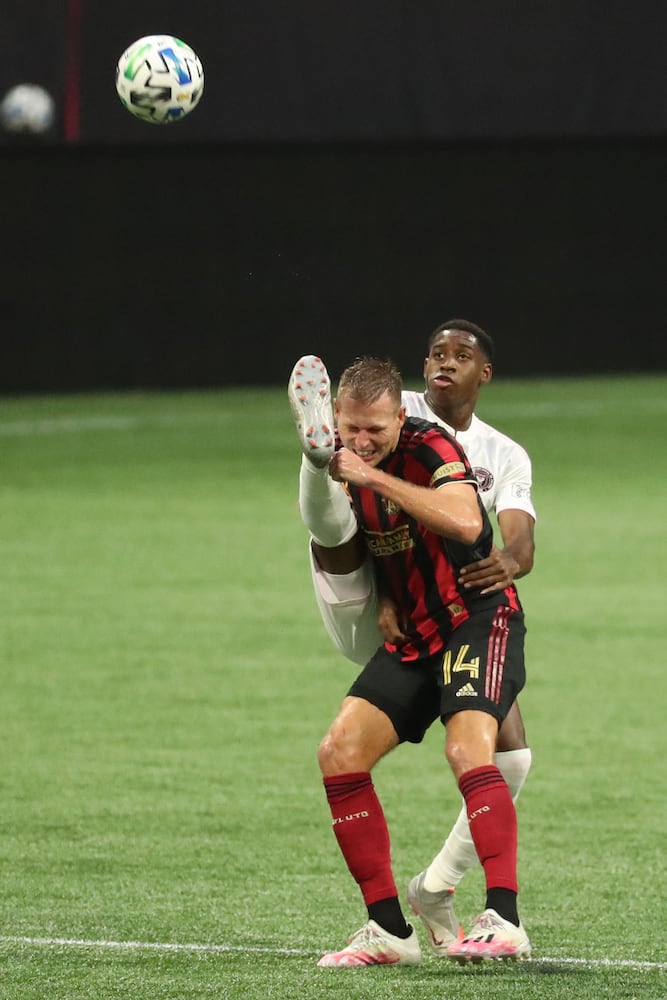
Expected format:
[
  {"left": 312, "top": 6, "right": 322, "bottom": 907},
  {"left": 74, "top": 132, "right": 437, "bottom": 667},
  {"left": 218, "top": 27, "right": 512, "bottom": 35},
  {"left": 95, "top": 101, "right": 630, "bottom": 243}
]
[{"left": 0, "top": 375, "right": 665, "bottom": 999}]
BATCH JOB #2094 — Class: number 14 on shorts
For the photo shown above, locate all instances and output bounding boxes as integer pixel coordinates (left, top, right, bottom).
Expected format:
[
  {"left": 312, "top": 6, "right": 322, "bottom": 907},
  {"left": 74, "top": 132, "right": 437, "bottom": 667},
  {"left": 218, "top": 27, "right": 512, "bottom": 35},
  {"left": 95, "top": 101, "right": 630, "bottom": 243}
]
[{"left": 442, "top": 644, "right": 480, "bottom": 685}]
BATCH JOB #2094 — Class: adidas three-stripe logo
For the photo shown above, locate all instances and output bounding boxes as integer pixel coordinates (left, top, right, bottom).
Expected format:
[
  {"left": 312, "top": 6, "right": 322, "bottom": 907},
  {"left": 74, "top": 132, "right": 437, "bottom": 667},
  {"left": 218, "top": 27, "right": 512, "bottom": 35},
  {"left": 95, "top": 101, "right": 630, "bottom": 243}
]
[{"left": 456, "top": 683, "right": 477, "bottom": 697}]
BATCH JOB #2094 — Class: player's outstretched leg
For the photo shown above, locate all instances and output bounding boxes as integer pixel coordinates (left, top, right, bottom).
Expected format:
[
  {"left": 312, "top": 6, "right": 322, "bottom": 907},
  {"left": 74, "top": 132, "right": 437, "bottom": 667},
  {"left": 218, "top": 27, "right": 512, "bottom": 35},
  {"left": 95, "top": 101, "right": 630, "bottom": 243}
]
[
  {"left": 289, "top": 353, "right": 359, "bottom": 556},
  {"left": 288, "top": 355, "right": 335, "bottom": 467}
]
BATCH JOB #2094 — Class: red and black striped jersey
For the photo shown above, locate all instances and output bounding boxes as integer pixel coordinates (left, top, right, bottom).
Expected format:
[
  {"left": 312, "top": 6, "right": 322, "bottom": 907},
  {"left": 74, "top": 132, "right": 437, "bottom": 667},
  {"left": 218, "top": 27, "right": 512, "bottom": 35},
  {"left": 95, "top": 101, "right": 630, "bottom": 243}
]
[{"left": 344, "top": 417, "right": 522, "bottom": 661}]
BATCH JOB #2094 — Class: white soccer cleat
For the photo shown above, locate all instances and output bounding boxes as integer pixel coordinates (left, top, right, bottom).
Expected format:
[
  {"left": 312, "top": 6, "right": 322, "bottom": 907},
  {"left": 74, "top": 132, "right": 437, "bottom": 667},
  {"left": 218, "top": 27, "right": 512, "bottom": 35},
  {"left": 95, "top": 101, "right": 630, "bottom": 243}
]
[
  {"left": 317, "top": 919, "right": 421, "bottom": 967},
  {"left": 288, "top": 355, "right": 335, "bottom": 468},
  {"left": 406, "top": 871, "right": 463, "bottom": 956},
  {"left": 446, "top": 908, "right": 531, "bottom": 964}
]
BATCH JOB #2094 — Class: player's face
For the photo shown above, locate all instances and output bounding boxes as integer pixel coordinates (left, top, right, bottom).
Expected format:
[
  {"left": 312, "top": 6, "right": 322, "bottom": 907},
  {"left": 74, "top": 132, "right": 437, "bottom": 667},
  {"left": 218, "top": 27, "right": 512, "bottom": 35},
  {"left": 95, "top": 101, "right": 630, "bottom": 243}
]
[
  {"left": 335, "top": 391, "right": 406, "bottom": 466},
  {"left": 423, "top": 330, "right": 492, "bottom": 411}
]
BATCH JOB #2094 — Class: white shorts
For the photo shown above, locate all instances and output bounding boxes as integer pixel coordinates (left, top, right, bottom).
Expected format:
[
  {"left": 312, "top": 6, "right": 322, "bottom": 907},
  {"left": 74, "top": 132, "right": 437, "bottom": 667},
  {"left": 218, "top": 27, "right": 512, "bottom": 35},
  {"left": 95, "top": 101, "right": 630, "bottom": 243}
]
[{"left": 309, "top": 542, "right": 384, "bottom": 666}]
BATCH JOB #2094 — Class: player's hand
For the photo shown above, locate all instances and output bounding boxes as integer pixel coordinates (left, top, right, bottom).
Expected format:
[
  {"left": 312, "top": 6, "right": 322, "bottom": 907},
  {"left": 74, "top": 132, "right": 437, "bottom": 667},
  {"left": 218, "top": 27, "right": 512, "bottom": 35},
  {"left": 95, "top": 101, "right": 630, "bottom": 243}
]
[
  {"left": 377, "top": 598, "right": 407, "bottom": 647},
  {"left": 329, "top": 447, "right": 375, "bottom": 486},
  {"left": 458, "top": 545, "right": 520, "bottom": 594}
]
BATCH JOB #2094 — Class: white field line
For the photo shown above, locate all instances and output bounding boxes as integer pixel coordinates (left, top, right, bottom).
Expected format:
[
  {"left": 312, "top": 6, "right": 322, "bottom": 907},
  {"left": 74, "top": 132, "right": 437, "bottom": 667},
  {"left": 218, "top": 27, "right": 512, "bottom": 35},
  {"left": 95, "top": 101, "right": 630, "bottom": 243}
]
[
  {"left": 0, "top": 935, "right": 665, "bottom": 970},
  {"left": 0, "top": 934, "right": 311, "bottom": 957}
]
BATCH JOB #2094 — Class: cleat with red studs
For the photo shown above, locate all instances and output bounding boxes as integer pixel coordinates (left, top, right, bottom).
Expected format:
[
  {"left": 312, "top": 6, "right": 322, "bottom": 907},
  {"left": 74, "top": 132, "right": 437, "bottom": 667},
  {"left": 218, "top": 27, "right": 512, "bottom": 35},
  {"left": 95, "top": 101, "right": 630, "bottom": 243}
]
[{"left": 288, "top": 355, "right": 335, "bottom": 467}]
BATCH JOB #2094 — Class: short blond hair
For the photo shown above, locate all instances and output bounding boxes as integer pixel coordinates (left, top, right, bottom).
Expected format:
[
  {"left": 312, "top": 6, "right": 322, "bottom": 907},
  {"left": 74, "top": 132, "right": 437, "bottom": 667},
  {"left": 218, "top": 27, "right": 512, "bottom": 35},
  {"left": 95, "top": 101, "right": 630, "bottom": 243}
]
[{"left": 337, "top": 356, "right": 402, "bottom": 407}]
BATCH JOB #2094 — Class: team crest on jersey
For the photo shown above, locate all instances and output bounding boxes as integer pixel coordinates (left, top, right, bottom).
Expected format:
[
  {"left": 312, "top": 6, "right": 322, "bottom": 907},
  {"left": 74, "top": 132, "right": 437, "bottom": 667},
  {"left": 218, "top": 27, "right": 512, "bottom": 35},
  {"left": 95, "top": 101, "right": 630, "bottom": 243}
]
[
  {"left": 364, "top": 524, "right": 414, "bottom": 556},
  {"left": 381, "top": 498, "right": 402, "bottom": 516},
  {"left": 473, "top": 467, "right": 494, "bottom": 491}
]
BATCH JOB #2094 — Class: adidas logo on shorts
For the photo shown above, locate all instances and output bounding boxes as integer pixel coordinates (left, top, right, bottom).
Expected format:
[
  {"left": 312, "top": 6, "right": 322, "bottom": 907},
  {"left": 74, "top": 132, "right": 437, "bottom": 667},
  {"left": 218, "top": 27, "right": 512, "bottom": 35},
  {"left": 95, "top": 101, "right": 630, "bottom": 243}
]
[{"left": 455, "top": 683, "right": 477, "bottom": 697}]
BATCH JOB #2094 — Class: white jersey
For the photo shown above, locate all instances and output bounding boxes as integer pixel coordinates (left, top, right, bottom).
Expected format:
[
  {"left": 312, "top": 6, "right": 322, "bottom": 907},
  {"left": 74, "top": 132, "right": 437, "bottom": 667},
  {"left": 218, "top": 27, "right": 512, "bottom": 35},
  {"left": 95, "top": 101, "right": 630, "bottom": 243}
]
[{"left": 401, "top": 391, "right": 536, "bottom": 521}]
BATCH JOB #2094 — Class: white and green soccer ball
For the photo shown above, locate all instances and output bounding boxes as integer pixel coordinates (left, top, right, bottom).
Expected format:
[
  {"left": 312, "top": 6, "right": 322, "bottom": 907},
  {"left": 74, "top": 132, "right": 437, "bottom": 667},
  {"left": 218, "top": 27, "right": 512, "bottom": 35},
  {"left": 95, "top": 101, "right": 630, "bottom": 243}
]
[{"left": 115, "top": 34, "right": 204, "bottom": 124}]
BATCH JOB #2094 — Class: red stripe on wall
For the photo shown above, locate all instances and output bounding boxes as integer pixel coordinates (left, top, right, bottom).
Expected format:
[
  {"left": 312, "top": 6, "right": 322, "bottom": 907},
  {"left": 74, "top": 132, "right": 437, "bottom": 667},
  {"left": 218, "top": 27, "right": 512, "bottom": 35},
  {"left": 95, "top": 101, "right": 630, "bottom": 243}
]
[{"left": 63, "top": 0, "right": 84, "bottom": 142}]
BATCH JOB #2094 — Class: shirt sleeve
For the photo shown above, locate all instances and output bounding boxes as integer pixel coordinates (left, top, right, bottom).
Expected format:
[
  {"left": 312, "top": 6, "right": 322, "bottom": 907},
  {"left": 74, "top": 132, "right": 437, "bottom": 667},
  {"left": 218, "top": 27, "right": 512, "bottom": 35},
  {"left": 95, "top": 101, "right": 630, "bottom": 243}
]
[
  {"left": 493, "top": 442, "right": 537, "bottom": 519},
  {"left": 417, "top": 427, "right": 479, "bottom": 490}
]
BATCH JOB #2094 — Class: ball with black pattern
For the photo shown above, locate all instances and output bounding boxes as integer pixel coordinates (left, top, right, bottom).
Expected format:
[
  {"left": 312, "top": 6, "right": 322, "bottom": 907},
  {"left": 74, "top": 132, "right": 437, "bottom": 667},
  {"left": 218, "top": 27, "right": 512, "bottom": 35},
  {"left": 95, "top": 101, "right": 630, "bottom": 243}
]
[{"left": 115, "top": 34, "right": 204, "bottom": 124}]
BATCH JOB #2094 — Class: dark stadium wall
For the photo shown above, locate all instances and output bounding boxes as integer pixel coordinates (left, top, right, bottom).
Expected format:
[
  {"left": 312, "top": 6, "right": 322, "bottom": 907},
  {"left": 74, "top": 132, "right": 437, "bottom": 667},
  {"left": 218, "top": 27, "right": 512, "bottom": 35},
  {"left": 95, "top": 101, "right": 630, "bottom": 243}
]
[
  {"left": 80, "top": 0, "right": 667, "bottom": 143},
  {"left": 4, "top": 1, "right": 667, "bottom": 145},
  {"left": 2, "top": 138, "right": 666, "bottom": 392},
  {"left": 2, "top": 2, "right": 667, "bottom": 390},
  {"left": 0, "top": 5, "right": 67, "bottom": 130},
  {"left": 5, "top": 0, "right": 667, "bottom": 144}
]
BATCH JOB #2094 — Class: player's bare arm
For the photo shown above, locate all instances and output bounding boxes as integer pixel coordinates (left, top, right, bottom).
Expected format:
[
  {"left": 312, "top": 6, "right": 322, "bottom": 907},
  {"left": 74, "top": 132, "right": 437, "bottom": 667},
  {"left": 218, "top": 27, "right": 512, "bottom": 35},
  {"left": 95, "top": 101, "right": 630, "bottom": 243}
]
[
  {"left": 330, "top": 447, "right": 482, "bottom": 544},
  {"left": 458, "top": 509, "right": 535, "bottom": 593},
  {"left": 496, "top": 508, "right": 536, "bottom": 578}
]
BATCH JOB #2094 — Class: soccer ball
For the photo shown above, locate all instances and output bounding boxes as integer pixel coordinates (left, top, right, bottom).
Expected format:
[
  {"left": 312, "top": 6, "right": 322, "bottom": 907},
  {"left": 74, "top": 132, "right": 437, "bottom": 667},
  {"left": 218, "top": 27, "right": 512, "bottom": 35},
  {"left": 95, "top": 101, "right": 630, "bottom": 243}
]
[
  {"left": 0, "top": 84, "right": 55, "bottom": 134},
  {"left": 115, "top": 34, "right": 204, "bottom": 124}
]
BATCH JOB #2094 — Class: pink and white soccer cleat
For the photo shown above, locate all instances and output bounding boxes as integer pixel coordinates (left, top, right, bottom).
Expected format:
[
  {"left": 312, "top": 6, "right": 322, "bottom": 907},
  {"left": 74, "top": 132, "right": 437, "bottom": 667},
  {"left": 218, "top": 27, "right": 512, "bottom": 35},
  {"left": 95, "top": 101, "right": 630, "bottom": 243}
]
[
  {"left": 317, "top": 919, "right": 421, "bottom": 967},
  {"left": 447, "top": 908, "right": 531, "bottom": 964}
]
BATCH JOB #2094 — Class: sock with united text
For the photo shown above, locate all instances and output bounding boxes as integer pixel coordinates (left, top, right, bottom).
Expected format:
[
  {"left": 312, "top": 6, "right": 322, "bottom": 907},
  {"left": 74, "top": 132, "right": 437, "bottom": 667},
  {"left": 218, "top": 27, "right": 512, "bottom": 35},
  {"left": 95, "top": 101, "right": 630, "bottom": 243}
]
[
  {"left": 323, "top": 771, "right": 409, "bottom": 938},
  {"left": 458, "top": 765, "right": 519, "bottom": 925}
]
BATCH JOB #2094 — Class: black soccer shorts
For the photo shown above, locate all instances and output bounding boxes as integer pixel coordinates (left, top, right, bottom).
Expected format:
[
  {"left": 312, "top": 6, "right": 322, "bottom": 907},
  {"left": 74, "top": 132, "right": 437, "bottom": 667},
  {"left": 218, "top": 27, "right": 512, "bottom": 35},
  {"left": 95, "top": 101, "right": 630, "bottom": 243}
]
[{"left": 347, "top": 605, "right": 526, "bottom": 744}]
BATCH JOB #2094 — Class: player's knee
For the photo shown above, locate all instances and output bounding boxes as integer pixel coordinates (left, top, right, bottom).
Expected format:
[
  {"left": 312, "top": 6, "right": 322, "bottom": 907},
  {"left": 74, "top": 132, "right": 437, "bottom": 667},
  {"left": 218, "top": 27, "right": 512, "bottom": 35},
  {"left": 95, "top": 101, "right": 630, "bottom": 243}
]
[
  {"left": 317, "top": 728, "right": 357, "bottom": 775},
  {"left": 445, "top": 732, "right": 496, "bottom": 779},
  {"left": 317, "top": 732, "right": 335, "bottom": 773},
  {"left": 445, "top": 739, "right": 470, "bottom": 778},
  {"left": 317, "top": 716, "right": 384, "bottom": 776}
]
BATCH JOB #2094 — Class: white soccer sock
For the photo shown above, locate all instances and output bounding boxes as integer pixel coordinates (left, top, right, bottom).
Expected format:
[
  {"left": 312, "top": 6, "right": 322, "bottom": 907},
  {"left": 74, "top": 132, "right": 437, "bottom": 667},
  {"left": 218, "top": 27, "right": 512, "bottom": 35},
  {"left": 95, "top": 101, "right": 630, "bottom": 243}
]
[
  {"left": 298, "top": 455, "right": 357, "bottom": 547},
  {"left": 422, "top": 747, "right": 533, "bottom": 892}
]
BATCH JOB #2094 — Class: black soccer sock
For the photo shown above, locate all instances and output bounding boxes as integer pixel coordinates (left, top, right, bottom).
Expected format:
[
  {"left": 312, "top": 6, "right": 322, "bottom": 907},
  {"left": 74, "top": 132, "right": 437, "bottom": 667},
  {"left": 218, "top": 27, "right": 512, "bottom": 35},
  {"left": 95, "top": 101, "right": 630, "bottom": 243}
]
[
  {"left": 367, "top": 896, "right": 412, "bottom": 939},
  {"left": 486, "top": 887, "right": 519, "bottom": 926}
]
